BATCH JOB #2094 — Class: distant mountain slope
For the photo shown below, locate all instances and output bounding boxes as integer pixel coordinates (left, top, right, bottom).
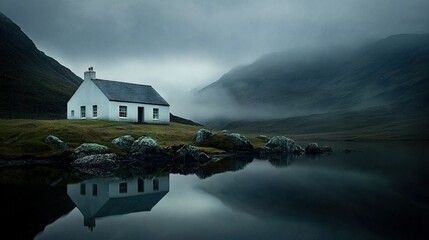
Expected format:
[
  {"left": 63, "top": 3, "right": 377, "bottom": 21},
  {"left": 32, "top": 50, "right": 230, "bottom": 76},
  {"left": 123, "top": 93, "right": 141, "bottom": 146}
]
[
  {"left": 170, "top": 113, "right": 202, "bottom": 126},
  {"left": 0, "top": 12, "right": 82, "bottom": 119},
  {"left": 198, "top": 34, "right": 429, "bottom": 117}
]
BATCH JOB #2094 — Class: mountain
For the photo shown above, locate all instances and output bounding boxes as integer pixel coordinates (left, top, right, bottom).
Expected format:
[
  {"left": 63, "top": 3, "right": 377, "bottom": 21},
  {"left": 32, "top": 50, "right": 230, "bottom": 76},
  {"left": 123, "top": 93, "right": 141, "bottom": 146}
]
[
  {"left": 197, "top": 34, "right": 429, "bottom": 139},
  {"left": 0, "top": 12, "right": 82, "bottom": 119}
]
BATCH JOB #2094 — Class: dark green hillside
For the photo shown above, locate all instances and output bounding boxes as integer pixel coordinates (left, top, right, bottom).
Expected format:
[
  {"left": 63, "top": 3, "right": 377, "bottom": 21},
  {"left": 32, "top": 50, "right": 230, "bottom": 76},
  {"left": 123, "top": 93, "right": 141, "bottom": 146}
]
[{"left": 0, "top": 12, "right": 82, "bottom": 119}]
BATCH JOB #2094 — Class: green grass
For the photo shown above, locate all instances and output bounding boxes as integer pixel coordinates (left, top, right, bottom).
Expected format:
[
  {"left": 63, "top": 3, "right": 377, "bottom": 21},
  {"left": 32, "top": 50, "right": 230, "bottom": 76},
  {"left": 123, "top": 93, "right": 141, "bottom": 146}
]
[
  {"left": 0, "top": 119, "right": 262, "bottom": 160},
  {"left": 0, "top": 119, "right": 203, "bottom": 159}
]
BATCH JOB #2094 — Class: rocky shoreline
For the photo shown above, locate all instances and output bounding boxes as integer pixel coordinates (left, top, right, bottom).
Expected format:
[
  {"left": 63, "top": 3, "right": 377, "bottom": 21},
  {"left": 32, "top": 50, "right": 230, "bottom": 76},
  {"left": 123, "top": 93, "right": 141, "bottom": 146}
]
[{"left": 0, "top": 129, "right": 334, "bottom": 176}]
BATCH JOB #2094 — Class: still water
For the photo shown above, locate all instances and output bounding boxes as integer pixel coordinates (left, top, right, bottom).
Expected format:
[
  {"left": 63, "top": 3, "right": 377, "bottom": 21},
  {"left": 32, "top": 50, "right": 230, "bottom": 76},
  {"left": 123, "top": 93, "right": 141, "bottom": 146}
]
[{"left": 2, "top": 142, "right": 429, "bottom": 240}]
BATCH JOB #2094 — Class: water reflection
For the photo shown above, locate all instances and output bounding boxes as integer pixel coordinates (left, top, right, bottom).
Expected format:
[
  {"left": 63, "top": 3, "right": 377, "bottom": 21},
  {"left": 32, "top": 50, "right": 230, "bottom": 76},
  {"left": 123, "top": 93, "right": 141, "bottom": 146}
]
[{"left": 67, "top": 175, "right": 170, "bottom": 230}]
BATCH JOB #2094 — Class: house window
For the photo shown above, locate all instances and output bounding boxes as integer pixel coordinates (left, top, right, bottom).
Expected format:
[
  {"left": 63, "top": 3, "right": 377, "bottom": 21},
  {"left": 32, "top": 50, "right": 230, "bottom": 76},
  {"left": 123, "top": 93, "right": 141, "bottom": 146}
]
[
  {"left": 153, "top": 179, "right": 159, "bottom": 191},
  {"left": 92, "top": 184, "right": 98, "bottom": 196},
  {"left": 138, "top": 178, "right": 144, "bottom": 192},
  {"left": 153, "top": 108, "right": 159, "bottom": 120},
  {"left": 119, "top": 106, "right": 127, "bottom": 118},
  {"left": 71, "top": 110, "right": 74, "bottom": 117},
  {"left": 81, "top": 106, "right": 86, "bottom": 118},
  {"left": 119, "top": 182, "right": 127, "bottom": 193},
  {"left": 93, "top": 105, "right": 97, "bottom": 118},
  {"left": 80, "top": 183, "right": 86, "bottom": 195}
]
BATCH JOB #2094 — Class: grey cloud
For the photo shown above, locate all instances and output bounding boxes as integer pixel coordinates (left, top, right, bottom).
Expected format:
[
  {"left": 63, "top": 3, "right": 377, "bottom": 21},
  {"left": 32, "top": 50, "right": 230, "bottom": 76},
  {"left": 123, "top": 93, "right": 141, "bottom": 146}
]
[{"left": 2, "top": 0, "right": 429, "bottom": 64}]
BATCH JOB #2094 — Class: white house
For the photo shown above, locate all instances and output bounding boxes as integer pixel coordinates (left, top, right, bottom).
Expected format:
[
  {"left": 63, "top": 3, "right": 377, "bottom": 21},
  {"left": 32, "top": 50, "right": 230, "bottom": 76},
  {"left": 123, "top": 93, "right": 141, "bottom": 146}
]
[
  {"left": 67, "top": 67, "right": 170, "bottom": 124},
  {"left": 67, "top": 175, "right": 170, "bottom": 230}
]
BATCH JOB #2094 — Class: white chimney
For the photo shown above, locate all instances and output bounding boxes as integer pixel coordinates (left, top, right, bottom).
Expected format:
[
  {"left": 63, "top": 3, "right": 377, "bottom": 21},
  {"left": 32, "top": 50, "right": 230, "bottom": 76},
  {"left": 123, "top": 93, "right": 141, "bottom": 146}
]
[{"left": 84, "top": 67, "right": 96, "bottom": 81}]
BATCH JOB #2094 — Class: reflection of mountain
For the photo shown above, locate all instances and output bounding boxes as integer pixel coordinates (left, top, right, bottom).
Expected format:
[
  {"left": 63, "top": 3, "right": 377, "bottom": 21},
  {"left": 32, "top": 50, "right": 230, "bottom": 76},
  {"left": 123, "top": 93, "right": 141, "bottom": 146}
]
[
  {"left": 0, "top": 184, "right": 75, "bottom": 240},
  {"left": 196, "top": 156, "right": 253, "bottom": 179},
  {"left": 67, "top": 175, "right": 170, "bottom": 230}
]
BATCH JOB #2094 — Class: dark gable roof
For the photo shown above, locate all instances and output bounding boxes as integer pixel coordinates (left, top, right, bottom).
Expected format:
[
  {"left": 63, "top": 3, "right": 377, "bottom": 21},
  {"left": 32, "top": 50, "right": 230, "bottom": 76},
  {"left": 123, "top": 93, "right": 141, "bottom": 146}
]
[{"left": 91, "top": 79, "right": 169, "bottom": 106}]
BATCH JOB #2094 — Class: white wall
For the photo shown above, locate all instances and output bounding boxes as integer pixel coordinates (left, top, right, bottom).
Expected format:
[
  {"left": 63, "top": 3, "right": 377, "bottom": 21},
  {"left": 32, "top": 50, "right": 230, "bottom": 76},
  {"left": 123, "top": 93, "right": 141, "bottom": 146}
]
[
  {"left": 67, "top": 80, "right": 110, "bottom": 120},
  {"left": 109, "top": 175, "right": 170, "bottom": 198},
  {"left": 108, "top": 101, "right": 170, "bottom": 124}
]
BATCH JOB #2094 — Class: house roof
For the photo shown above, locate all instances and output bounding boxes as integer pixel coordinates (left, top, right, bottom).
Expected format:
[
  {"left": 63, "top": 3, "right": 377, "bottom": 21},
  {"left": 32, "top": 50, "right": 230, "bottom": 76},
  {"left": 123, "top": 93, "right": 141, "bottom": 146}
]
[
  {"left": 94, "top": 191, "right": 168, "bottom": 218},
  {"left": 91, "top": 78, "right": 170, "bottom": 106}
]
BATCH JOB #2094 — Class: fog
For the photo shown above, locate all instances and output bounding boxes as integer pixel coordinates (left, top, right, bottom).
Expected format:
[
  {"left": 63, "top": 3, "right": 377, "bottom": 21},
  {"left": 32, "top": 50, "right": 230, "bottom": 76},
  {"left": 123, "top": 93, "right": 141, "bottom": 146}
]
[{"left": 1, "top": 0, "right": 429, "bottom": 120}]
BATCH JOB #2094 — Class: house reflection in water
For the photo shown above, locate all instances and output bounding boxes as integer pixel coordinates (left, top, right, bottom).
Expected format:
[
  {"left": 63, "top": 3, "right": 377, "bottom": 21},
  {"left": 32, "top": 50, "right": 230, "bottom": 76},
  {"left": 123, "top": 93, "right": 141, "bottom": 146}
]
[{"left": 67, "top": 174, "right": 170, "bottom": 230}]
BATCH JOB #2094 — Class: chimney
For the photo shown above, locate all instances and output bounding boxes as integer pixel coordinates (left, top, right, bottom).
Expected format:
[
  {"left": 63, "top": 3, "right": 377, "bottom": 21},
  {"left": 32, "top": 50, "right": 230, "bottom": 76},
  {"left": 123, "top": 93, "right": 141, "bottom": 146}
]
[{"left": 84, "top": 67, "right": 96, "bottom": 81}]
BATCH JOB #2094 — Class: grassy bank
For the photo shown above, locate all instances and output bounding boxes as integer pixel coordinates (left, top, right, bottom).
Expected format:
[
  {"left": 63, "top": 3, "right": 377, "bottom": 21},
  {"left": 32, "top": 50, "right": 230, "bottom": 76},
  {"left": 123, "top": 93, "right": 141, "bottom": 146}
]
[{"left": 0, "top": 119, "right": 266, "bottom": 160}]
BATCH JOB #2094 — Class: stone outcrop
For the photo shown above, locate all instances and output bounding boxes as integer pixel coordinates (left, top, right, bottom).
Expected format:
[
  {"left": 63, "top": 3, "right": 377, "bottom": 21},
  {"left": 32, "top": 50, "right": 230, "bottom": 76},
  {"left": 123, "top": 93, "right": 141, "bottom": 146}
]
[
  {"left": 266, "top": 136, "right": 298, "bottom": 153},
  {"left": 71, "top": 153, "right": 118, "bottom": 168},
  {"left": 305, "top": 143, "right": 333, "bottom": 154},
  {"left": 226, "top": 133, "right": 254, "bottom": 151},
  {"left": 73, "top": 143, "right": 109, "bottom": 158},
  {"left": 174, "top": 144, "right": 210, "bottom": 163},
  {"left": 129, "top": 136, "right": 161, "bottom": 155},
  {"left": 71, "top": 153, "right": 119, "bottom": 177},
  {"left": 45, "top": 135, "right": 67, "bottom": 149},
  {"left": 112, "top": 135, "right": 135, "bottom": 152},
  {"left": 195, "top": 128, "right": 214, "bottom": 142}
]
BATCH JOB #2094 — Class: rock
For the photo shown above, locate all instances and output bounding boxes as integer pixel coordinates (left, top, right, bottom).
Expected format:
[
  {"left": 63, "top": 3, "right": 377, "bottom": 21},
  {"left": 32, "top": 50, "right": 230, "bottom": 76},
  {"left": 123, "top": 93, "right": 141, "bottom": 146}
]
[
  {"left": 73, "top": 143, "right": 109, "bottom": 158},
  {"left": 226, "top": 133, "right": 254, "bottom": 151},
  {"left": 112, "top": 135, "right": 135, "bottom": 152},
  {"left": 71, "top": 153, "right": 119, "bottom": 177},
  {"left": 305, "top": 143, "right": 322, "bottom": 154},
  {"left": 266, "top": 136, "right": 297, "bottom": 153},
  {"left": 71, "top": 153, "right": 119, "bottom": 169},
  {"left": 256, "top": 135, "right": 269, "bottom": 142},
  {"left": 195, "top": 128, "right": 214, "bottom": 142},
  {"left": 175, "top": 144, "right": 211, "bottom": 163},
  {"left": 221, "top": 130, "right": 228, "bottom": 134},
  {"left": 305, "top": 143, "right": 333, "bottom": 154},
  {"left": 45, "top": 135, "right": 68, "bottom": 149},
  {"left": 321, "top": 146, "right": 333, "bottom": 153},
  {"left": 130, "top": 136, "right": 161, "bottom": 155},
  {"left": 296, "top": 144, "right": 305, "bottom": 153}
]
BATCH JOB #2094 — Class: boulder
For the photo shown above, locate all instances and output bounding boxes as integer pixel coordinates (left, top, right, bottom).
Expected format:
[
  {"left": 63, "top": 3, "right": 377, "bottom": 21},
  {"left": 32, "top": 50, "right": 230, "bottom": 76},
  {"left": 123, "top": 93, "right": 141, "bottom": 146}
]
[
  {"left": 266, "top": 136, "right": 297, "bottom": 153},
  {"left": 112, "top": 135, "right": 135, "bottom": 152},
  {"left": 305, "top": 143, "right": 333, "bottom": 154},
  {"left": 45, "top": 135, "right": 67, "bottom": 149},
  {"left": 226, "top": 133, "right": 254, "bottom": 151},
  {"left": 175, "top": 144, "right": 211, "bottom": 163},
  {"left": 74, "top": 143, "right": 109, "bottom": 158},
  {"left": 130, "top": 136, "right": 161, "bottom": 155},
  {"left": 195, "top": 128, "right": 214, "bottom": 142},
  {"left": 71, "top": 153, "right": 119, "bottom": 176},
  {"left": 305, "top": 143, "right": 322, "bottom": 154},
  {"left": 71, "top": 153, "right": 119, "bottom": 169}
]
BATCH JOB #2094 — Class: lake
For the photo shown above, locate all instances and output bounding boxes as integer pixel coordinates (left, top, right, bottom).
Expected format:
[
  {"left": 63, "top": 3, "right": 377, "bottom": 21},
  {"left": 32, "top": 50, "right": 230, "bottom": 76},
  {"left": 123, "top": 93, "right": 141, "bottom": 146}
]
[{"left": 1, "top": 141, "right": 429, "bottom": 240}]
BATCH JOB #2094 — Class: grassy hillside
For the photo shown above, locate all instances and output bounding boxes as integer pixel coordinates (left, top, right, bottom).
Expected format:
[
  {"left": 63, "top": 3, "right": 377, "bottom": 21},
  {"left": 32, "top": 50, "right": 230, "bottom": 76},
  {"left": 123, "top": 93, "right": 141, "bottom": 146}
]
[{"left": 0, "top": 12, "right": 82, "bottom": 119}]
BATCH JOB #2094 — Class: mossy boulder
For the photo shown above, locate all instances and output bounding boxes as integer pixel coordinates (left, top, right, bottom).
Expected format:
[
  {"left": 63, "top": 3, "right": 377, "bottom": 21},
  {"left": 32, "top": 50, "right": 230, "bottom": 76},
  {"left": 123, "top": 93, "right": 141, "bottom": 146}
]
[
  {"left": 195, "top": 128, "right": 214, "bottom": 142},
  {"left": 226, "top": 133, "right": 254, "bottom": 151},
  {"left": 45, "top": 135, "right": 68, "bottom": 149},
  {"left": 71, "top": 153, "right": 119, "bottom": 169},
  {"left": 112, "top": 135, "right": 135, "bottom": 152},
  {"left": 73, "top": 143, "right": 109, "bottom": 158},
  {"left": 266, "top": 136, "right": 298, "bottom": 153},
  {"left": 130, "top": 136, "right": 161, "bottom": 155}
]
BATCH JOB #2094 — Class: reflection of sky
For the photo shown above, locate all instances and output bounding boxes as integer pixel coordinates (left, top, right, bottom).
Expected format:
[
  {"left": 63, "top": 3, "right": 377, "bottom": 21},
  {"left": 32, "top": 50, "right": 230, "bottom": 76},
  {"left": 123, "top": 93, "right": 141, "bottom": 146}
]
[{"left": 36, "top": 142, "right": 429, "bottom": 240}]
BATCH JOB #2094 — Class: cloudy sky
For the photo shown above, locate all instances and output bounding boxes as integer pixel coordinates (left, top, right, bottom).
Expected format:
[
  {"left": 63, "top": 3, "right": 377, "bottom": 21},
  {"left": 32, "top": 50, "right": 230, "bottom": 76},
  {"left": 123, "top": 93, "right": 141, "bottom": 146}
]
[{"left": 1, "top": 0, "right": 429, "bottom": 116}]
